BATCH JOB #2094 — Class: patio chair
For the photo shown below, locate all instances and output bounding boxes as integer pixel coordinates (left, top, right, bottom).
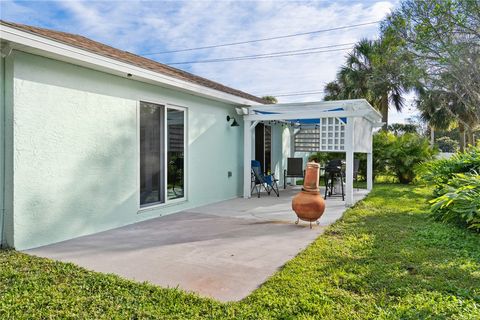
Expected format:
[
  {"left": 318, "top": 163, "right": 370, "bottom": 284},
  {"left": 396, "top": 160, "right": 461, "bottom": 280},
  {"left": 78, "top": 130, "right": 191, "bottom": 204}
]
[
  {"left": 283, "top": 157, "right": 305, "bottom": 189},
  {"left": 251, "top": 160, "right": 279, "bottom": 198}
]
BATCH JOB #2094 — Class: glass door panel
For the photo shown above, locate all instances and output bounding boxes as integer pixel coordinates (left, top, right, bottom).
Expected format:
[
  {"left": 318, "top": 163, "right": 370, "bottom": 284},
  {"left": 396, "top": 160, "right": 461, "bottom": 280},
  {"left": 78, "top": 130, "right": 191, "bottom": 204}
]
[
  {"left": 140, "top": 102, "right": 165, "bottom": 206},
  {"left": 167, "top": 108, "right": 185, "bottom": 200}
]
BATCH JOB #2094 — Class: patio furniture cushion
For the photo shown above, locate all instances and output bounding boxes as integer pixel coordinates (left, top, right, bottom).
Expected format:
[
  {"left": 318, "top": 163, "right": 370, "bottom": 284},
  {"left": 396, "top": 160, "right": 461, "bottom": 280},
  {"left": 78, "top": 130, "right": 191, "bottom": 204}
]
[{"left": 284, "top": 158, "right": 304, "bottom": 189}]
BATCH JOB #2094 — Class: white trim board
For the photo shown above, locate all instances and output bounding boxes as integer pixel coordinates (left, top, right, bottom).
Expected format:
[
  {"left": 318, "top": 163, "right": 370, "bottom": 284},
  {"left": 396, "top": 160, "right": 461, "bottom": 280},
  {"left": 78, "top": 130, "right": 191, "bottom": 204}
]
[{"left": 0, "top": 24, "right": 263, "bottom": 106}]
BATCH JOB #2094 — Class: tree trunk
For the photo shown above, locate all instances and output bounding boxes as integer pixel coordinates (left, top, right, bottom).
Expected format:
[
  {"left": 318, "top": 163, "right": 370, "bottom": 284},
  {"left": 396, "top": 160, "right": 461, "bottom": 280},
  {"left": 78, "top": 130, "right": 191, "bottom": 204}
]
[
  {"left": 458, "top": 122, "right": 465, "bottom": 152},
  {"left": 465, "top": 127, "right": 474, "bottom": 147},
  {"left": 430, "top": 125, "right": 435, "bottom": 147},
  {"left": 380, "top": 95, "right": 389, "bottom": 131}
]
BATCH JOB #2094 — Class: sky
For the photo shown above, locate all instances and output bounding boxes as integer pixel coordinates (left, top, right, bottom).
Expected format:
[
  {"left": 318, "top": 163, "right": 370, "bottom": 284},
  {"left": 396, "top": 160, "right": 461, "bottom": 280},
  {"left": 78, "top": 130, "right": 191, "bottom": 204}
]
[{"left": 0, "top": 0, "right": 418, "bottom": 123}]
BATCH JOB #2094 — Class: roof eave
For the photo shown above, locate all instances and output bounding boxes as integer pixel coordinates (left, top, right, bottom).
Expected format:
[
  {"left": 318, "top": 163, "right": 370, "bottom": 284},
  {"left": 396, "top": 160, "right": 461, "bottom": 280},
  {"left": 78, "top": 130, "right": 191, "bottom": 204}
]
[
  {"left": 0, "top": 24, "right": 264, "bottom": 106},
  {"left": 245, "top": 98, "right": 383, "bottom": 124}
]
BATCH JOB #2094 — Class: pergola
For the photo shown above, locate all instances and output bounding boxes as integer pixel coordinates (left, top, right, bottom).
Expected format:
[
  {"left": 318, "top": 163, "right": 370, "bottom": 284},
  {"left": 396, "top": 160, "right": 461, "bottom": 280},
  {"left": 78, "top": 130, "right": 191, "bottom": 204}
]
[{"left": 242, "top": 99, "right": 383, "bottom": 206}]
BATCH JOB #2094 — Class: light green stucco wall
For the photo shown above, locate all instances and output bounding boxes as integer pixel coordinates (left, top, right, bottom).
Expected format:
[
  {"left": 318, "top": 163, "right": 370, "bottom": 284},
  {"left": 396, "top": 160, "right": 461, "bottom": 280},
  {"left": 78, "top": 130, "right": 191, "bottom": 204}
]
[
  {"left": 11, "top": 51, "right": 245, "bottom": 250},
  {"left": 0, "top": 56, "right": 4, "bottom": 246},
  {"left": 1, "top": 54, "right": 14, "bottom": 248}
]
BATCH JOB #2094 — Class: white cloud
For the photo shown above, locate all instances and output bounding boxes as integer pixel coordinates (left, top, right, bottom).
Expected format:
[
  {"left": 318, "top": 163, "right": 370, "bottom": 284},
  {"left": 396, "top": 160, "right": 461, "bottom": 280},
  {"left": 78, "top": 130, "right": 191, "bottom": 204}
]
[{"left": 2, "top": 0, "right": 414, "bottom": 122}]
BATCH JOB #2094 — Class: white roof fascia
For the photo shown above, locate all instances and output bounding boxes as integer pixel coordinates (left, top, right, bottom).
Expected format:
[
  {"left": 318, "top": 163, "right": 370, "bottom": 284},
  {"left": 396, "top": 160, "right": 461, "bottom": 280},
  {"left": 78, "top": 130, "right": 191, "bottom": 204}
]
[
  {"left": 249, "top": 99, "right": 364, "bottom": 111},
  {"left": 250, "top": 99, "right": 381, "bottom": 120},
  {"left": 0, "top": 25, "right": 261, "bottom": 106},
  {"left": 244, "top": 110, "right": 370, "bottom": 121},
  {"left": 248, "top": 99, "right": 382, "bottom": 124}
]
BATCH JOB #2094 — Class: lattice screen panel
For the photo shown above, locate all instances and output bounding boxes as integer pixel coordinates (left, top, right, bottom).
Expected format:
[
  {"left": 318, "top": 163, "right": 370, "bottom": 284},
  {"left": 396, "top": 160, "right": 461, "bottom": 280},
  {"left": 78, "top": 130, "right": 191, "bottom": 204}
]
[
  {"left": 294, "top": 127, "right": 320, "bottom": 152},
  {"left": 294, "top": 117, "right": 346, "bottom": 152},
  {"left": 319, "top": 117, "right": 345, "bottom": 151}
]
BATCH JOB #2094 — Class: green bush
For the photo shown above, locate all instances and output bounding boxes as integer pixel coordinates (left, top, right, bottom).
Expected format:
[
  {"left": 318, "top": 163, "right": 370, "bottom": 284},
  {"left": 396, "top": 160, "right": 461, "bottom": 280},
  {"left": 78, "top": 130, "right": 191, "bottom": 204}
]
[
  {"left": 436, "top": 136, "right": 458, "bottom": 153},
  {"left": 308, "top": 132, "right": 435, "bottom": 184},
  {"left": 421, "top": 147, "right": 480, "bottom": 194},
  {"left": 308, "top": 152, "right": 343, "bottom": 165},
  {"left": 373, "top": 132, "right": 435, "bottom": 184},
  {"left": 429, "top": 173, "right": 480, "bottom": 231},
  {"left": 422, "top": 147, "right": 480, "bottom": 231},
  {"left": 371, "top": 131, "right": 395, "bottom": 180}
]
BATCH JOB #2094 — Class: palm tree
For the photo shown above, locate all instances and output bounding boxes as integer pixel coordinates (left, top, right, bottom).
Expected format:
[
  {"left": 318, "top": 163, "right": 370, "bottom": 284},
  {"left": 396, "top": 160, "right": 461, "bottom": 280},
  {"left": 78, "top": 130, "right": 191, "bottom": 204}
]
[
  {"left": 415, "top": 88, "right": 454, "bottom": 147},
  {"left": 323, "top": 81, "right": 345, "bottom": 101},
  {"left": 261, "top": 96, "right": 278, "bottom": 104},
  {"left": 325, "top": 38, "right": 416, "bottom": 130},
  {"left": 416, "top": 87, "right": 479, "bottom": 151}
]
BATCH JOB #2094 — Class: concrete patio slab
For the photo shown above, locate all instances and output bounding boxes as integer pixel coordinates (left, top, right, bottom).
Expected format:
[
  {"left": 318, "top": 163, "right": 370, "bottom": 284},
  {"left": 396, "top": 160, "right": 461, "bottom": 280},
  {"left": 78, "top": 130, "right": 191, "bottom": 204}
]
[{"left": 25, "top": 187, "right": 369, "bottom": 302}]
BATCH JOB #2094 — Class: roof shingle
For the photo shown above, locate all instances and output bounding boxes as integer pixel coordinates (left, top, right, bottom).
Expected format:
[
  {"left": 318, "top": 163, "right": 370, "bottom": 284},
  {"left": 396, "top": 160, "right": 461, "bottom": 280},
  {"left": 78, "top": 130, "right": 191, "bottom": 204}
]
[{"left": 1, "top": 20, "right": 266, "bottom": 104}]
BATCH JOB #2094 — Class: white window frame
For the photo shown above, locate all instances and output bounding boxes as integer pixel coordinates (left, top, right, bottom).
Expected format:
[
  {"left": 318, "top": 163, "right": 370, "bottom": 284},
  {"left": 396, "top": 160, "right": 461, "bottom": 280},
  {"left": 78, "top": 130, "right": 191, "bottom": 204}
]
[{"left": 137, "top": 100, "right": 188, "bottom": 212}]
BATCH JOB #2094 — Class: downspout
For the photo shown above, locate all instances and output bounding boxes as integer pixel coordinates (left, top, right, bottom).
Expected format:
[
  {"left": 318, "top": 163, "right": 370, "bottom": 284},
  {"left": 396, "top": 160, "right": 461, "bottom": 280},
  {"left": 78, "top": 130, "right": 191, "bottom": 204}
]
[
  {"left": 0, "top": 44, "right": 12, "bottom": 248},
  {"left": 1, "top": 55, "right": 6, "bottom": 247}
]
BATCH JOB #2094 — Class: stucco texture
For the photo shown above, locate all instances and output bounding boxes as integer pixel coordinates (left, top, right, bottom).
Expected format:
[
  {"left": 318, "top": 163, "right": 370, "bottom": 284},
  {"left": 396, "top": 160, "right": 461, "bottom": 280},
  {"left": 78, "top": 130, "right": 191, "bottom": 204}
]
[
  {"left": 11, "top": 51, "right": 245, "bottom": 250},
  {"left": 0, "top": 56, "right": 5, "bottom": 246}
]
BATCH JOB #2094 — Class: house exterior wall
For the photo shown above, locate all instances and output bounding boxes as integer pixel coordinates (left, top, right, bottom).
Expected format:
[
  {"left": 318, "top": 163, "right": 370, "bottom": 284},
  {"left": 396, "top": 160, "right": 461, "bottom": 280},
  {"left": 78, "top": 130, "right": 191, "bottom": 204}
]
[
  {"left": 10, "top": 51, "right": 245, "bottom": 250},
  {"left": 1, "top": 54, "right": 14, "bottom": 248},
  {"left": 0, "top": 56, "right": 4, "bottom": 246}
]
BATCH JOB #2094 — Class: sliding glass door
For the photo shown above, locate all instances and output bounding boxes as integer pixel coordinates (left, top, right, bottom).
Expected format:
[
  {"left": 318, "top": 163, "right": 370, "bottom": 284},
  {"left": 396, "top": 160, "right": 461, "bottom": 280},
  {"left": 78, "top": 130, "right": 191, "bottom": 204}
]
[
  {"left": 140, "top": 102, "right": 165, "bottom": 206},
  {"left": 140, "top": 101, "right": 185, "bottom": 208},
  {"left": 254, "top": 123, "right": 272, "bottom": 174},
  {"left": 167, "top": 108, "right": 184, "bottom": 200}
]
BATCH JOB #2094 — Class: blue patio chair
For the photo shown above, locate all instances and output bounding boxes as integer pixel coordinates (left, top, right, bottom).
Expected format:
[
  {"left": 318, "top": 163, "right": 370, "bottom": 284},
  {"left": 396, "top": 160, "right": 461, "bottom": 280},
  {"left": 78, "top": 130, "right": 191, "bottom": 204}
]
[{"left": 251, "top": 160, "right": 279, "bottom": 198}]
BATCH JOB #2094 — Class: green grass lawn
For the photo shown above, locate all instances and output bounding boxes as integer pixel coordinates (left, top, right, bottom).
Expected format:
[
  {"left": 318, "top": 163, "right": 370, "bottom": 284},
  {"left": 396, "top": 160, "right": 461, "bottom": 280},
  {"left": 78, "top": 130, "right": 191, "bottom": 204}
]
[{"left": 1, "top": 184, "right": 479, "bottom": 319}]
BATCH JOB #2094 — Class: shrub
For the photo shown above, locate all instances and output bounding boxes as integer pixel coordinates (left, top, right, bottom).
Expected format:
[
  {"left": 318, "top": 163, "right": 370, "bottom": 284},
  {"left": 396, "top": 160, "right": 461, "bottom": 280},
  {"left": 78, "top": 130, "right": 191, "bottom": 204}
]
[
  {"left": 421, "top": 147, "right": 480, "bottom": 194},
  {"left": 436, "top": 136, "right": 458, "bottom": 153},
  {"left": 430, "top": 173, "right": 480, "bottom": 231},
  {"left": 371, "top": 131, "right": 395, "bottom": 180},
  {"left": 374, "top": 132, "right": 435, "bottom": 184},
  {"left": 309, "top": 132, "right": 435, "bottom": 184},
  {"left": 308, "top": 152, "right": 343, "bottom": 165},
  {"left": 422, "top": 147, "right": 480, "bottom": 231},
  {"left": 389, "top": 133, "right": 437, "bottom": 183}
]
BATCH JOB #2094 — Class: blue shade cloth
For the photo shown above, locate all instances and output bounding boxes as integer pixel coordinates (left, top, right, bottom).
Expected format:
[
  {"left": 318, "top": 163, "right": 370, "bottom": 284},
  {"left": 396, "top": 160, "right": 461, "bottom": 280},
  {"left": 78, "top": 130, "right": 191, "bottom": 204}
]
[
  {"left": 254, "top": 111, "right": 278, "bottom": 114},
  {"left": 328, "top": 108, "right": 347, "bottom": 123},
  {"left": 253, "top": 108, "right": 347, "bottom": 124}
]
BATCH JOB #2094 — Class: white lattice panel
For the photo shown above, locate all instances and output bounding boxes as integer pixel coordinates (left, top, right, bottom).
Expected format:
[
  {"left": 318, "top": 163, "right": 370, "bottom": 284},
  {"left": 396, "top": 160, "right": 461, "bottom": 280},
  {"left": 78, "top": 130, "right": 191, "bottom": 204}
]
[
  {"left": 319, "top": 117, "right": 345, "bottom": 151},
  {"left": 293, "top": 117, "right": 346, "bottom": 152}
]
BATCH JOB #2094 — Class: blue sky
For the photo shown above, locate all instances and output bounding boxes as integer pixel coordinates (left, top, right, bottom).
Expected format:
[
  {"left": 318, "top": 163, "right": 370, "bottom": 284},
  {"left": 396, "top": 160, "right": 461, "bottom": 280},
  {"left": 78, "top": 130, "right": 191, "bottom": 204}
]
[{"left": 0, "top": 0, "right": 417, "bottom": 123}]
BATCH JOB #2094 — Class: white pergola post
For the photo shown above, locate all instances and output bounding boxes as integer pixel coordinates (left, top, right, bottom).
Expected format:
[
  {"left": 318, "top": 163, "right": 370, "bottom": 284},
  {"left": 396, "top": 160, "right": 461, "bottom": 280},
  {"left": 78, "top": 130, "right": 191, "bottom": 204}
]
[
  {"left": 367, "top": 152, "right": 373, "bottom": 191},
  {"left": 289, "top": 127, "right": 296, "bottom": 186},
  {"left": 289, "top": 127, "right": 295, "bottom": 157},
  {"left": 243, "top": 119, "right": 252, "bottom": 198},
  {"left": 366, "top": 125, "right": 373, "bottom": 191},
  {"left": 345, "top": 117, "right": 354, "bottom": 206}
]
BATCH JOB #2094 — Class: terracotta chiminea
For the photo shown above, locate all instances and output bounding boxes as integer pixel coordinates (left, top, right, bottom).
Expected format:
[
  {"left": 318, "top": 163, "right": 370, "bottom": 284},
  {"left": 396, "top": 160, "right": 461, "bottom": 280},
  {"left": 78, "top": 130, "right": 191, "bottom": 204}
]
[{"left": 292, "top": 162, "right": 326, "bottom": 228}]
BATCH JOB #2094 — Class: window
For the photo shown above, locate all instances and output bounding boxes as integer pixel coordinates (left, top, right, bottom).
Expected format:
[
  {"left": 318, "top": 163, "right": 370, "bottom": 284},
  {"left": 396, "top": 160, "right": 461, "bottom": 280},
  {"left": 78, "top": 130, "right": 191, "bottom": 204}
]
[{"left": 140, "top": 101, "right": 185, "bottom": 208}]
